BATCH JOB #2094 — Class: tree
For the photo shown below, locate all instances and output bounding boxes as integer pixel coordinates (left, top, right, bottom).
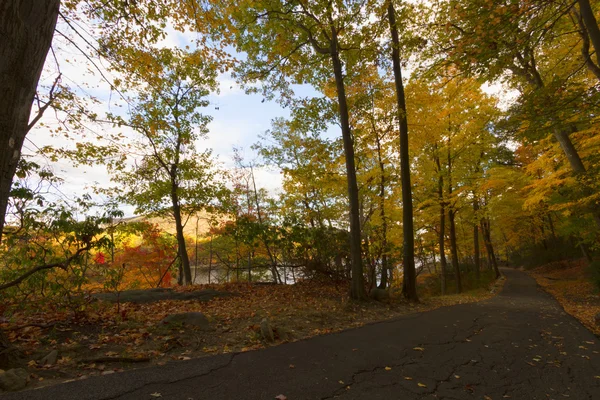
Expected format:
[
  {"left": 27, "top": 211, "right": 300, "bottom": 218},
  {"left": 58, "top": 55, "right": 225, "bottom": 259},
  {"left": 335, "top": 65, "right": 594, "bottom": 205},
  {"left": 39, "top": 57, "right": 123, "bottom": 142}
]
[
  {"left": 387, "top": 0, "right": 418, "bottom": 301},
  {"left": 108, "top": 49, "right": 222, "bottom": 286},
  {"left": 429, "top": 0, "right": 600, "bottom": 229},
  {"left": 0, "top": 0, "right": 60, "bottom": 242}
]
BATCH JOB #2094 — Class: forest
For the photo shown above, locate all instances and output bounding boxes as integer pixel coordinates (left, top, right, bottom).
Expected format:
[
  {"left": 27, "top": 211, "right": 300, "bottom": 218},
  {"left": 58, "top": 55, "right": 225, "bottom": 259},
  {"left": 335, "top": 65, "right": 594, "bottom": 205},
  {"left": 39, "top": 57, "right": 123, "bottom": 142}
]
[{"left": 1, "top": 0, "right": 600, "bottom": 392}]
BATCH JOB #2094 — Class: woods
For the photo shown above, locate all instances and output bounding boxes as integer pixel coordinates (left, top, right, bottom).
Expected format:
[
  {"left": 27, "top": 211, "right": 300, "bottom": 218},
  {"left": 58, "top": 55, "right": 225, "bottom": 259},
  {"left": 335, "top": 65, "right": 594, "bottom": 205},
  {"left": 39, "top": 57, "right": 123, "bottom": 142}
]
[{"left": 1, "top": 0, "right": 600, "bottom": 389}]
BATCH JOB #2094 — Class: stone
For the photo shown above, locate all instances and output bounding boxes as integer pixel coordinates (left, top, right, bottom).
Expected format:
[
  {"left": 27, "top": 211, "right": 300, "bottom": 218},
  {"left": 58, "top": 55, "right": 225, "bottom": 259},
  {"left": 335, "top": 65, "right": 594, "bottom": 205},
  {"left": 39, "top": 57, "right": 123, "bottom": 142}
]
[
  {"left": 260, "top": 318, "right": 275, "bottom": 343},
  {"left": 369, "top": 288, "right": 390, "bottom": 302},
  {"left": 161, "top": 312, "right": 210, "bottom": 330},
  {"left": 0, "top": 368, "right": 29, "bottom": 392},
  {"left": 40, "top": 350, "right": 58, "bottom": 366}
]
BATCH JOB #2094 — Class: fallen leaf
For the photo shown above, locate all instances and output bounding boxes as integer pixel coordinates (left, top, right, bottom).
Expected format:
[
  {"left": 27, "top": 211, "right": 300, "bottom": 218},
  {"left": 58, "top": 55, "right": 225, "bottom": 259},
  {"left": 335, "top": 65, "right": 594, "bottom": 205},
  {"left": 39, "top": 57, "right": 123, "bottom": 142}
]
[
  {"left": 454, "top": 375, "right": 460, "bottom": 379},
  {"left": 150, "top": 393, "right": 162, "bottom": 398},
  {"left": 417, "top": 382, "right": 427, "bottom": 388},
  {"left": 384, "top": 367, "right": 392, "bottom": 371},
  {"left": 274, "top": 395, "right": 287, "bottom": 400},
  {"left": 404, "top": 377, "right": 412, "bottom": 380},
  {"left": 412, "top": 347, "right": 424, "bottom": 351}
]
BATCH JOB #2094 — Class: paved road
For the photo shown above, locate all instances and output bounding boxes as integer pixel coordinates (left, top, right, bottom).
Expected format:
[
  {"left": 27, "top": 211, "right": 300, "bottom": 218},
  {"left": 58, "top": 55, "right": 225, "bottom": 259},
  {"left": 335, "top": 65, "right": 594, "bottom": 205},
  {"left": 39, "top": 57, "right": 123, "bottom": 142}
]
[{"left": 2, "top": 269, "right": 599, "bottom": 400}]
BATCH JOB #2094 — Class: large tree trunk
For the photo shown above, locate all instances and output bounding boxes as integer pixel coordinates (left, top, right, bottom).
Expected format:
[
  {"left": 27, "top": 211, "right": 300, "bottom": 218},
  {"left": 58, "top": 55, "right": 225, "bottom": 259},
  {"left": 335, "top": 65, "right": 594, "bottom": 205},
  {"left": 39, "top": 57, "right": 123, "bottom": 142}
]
[
  {"left": 578, "top": 0, "right": 600, "bottom": 68},
  {"left": 388, "top": 1, "right": 418, "bottom": 302},
  {"left": 330, "top": 33, "right": 366, "bottom": 301},
  {"left": 171, "top": 185, "right": 192, "bottom": 285},
  {"left": 0, "top": 0, "right": 60, "bottom": 241}
]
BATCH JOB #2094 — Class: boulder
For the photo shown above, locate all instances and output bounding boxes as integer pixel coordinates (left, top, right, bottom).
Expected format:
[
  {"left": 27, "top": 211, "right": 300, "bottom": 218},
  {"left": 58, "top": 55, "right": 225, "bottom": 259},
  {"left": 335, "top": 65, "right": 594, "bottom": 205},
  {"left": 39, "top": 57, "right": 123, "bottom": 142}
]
[
  {"left": 40, "top": 350, "right": 58, "bottom": 366},
  {"left": 0, "top": 330, "right": 20, "bottom": 370},
  {"left": 161, "top": 312, "right": 210, "bottom": 330},
  {"left": 260, "top": 318, "right": 275, "bottom": 343},
  {"left": 0, "top": 368, "right": 29, "bottom": 392}
]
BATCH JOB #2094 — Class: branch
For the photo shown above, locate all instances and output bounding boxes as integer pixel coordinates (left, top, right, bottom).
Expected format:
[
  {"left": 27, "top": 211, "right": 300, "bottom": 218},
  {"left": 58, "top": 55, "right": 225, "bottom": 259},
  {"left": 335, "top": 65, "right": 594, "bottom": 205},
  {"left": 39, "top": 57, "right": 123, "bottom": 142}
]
[
  {"left": 0, "top": 245, "right": 90, "bottom": 291},
  {"left": 27, "top": 73, "right": 61, "bottom": 133}
]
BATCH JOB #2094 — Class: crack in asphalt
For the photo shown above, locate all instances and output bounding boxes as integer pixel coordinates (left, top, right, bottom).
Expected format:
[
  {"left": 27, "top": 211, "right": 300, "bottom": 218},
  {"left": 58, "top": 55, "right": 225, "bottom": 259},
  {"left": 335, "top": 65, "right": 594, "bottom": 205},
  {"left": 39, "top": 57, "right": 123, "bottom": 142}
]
[{"left": 99, "top": 353, "right": 238, "bottom": 400}]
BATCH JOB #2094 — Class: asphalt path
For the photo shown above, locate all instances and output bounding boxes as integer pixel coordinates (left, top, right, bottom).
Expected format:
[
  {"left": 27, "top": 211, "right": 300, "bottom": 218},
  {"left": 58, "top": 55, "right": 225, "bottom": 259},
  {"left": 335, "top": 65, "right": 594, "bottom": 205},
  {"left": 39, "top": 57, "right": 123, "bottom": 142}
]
[{"left": 2, "top": 268, "right": 599, "bottom": 400}]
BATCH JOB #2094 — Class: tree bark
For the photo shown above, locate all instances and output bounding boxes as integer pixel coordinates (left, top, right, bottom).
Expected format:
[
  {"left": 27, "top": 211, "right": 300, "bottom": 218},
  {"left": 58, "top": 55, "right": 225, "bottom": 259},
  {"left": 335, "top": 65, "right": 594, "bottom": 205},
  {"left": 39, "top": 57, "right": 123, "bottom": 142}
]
[
  {"left": 171, "top": 183, "right": 192, "bottom": 285},
  {"left": 0, "top": 0, "right": 60, "bottom": 241},
  {"left": 473, "top": 198, "right": 481, "bottom": 282},
  {"left": 481, "top": 217, "right": 501, "bottom": 279},
  {"left": 448, "top": 207, "right": 462, "bottom": 293},
  {"left": 330, "top": 31, "right": 366, "bottom": 300},
  {"left": 373, "top": 119, "right": 389, "bottom": 289},
  {"left": 578, "top": 0, "right": 600, "bottom": 68},
  {"left": 388, "top": 1, "right": 418, "bottom": 302},
  {"left": 436, "top": 167, "right": 448, "bottom": 295},
  {"left": 446, "top": 145, "right": 462, "bottom": 293}
]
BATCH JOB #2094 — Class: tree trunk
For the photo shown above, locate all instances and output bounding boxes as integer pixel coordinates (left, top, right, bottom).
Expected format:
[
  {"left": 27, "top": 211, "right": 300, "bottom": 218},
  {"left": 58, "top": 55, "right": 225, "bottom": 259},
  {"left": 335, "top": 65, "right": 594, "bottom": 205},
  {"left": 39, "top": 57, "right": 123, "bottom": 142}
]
[
  {"left": 249, "top": 165, "right": 280, "bottom": 283},
  {"left": 446, "top": 145, "right": 462, "bottom": 293},
  {"left": 374, "top": 120, "right": 389, "bottom": 289},
  {"left": 171, "top": 186, "right": 192, "bottom": 285},
  {"left": 448, "top": 208, "right": 462, "bottom": 293},
  {"left": 437, "top": 175, "right": 448, "bottom": 295},
  {"left": 0, "top": 0, "right": 60, "bottom": 241},
  {"left": 578, "top": 0, "right": 600, "bottom": 68},
  {"left": 388, "top": 1, "right": 418, "bottom": 302},
  {"left": 481, "top": 218, "right": 501, "bottom": 279},
  {"left": 473, "top": 198, "right": 481, "bottom": 282},
  {"left": 330, "top": 33, "right": 366, "bottom": 301}
]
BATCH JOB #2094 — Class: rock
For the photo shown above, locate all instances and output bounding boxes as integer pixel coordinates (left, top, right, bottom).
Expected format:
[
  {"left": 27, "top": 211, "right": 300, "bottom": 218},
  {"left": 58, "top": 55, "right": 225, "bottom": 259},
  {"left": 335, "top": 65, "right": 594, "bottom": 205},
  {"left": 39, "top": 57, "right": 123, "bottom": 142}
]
[
  {"left": 161, "top": 312, "right": 210, "bottom": 330},
  {"left": 260, "top": 318, "right": 275, "bottom": 343},
  {"left": 369, "top": 288, "right": 390, "bottom": 302},
  {"left": 0, "top": 368, "right": 29, "bottom": 392},
  {"left": 0, "top": 330, "right": 20, "bottom": 370},
  {"left": 40, "top": 350, "right": 58, "bottom": 366}
]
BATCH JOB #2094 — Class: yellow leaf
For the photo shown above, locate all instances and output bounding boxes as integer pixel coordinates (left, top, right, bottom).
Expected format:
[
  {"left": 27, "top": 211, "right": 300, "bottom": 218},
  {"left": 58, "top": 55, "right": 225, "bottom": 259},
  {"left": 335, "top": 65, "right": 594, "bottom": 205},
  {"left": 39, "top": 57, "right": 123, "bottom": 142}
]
[
  {"left": 384, "top": 366, "right": 392, "bottom": 371},
  {"left": 417, "top": 382, "right": 427, "bottom": 388},
  {"left": 413, "top": 347, "right": 425, "bottom": 351}
]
